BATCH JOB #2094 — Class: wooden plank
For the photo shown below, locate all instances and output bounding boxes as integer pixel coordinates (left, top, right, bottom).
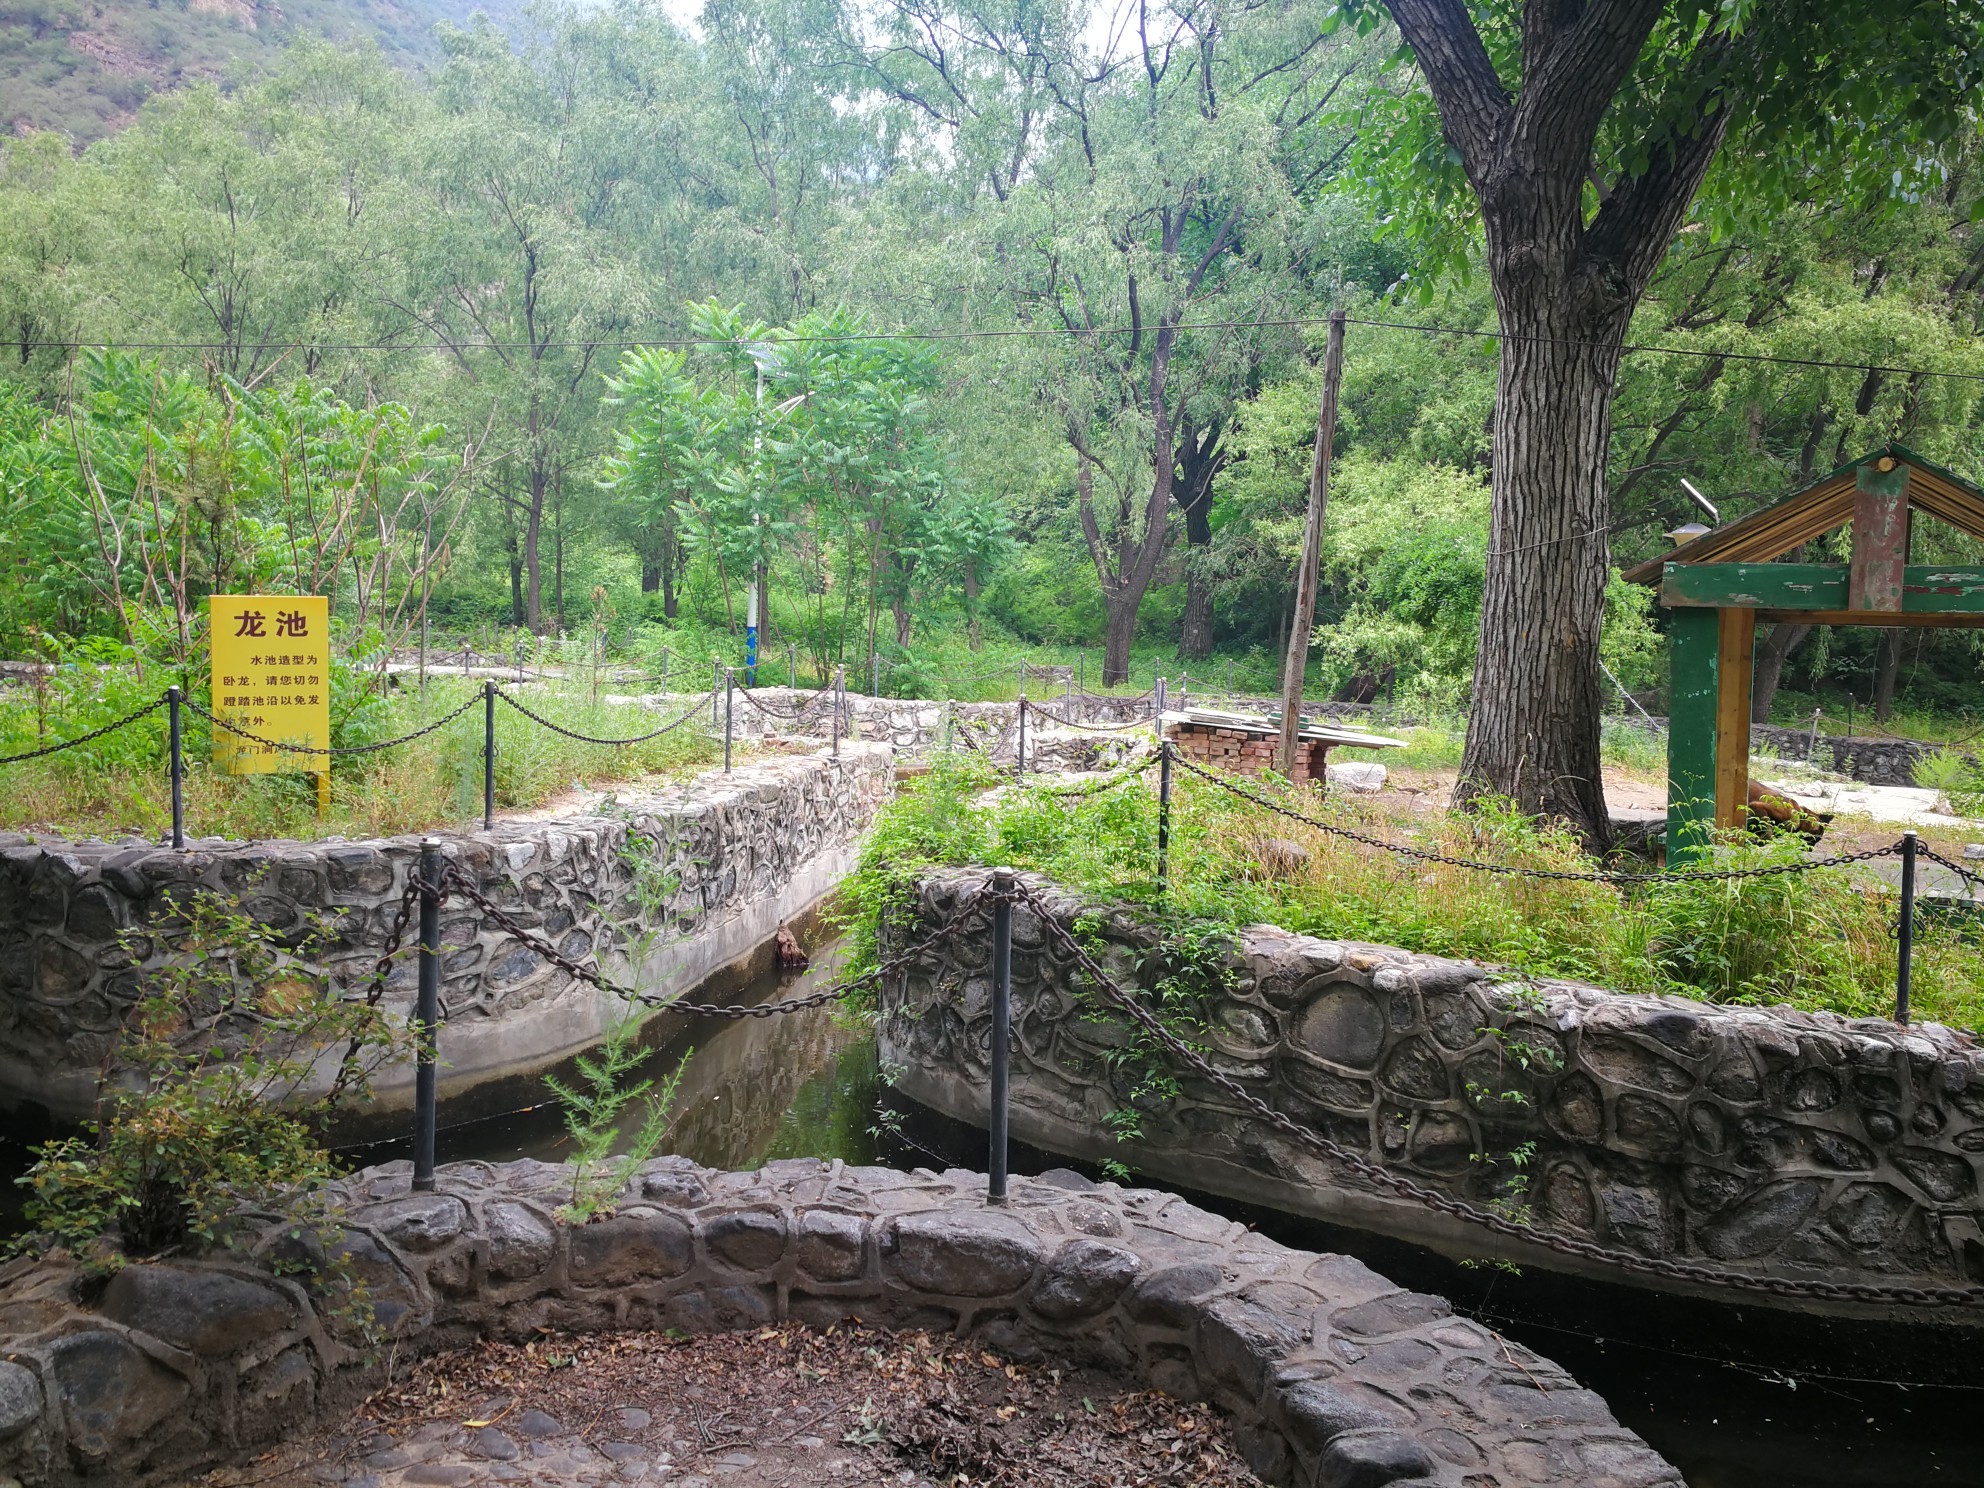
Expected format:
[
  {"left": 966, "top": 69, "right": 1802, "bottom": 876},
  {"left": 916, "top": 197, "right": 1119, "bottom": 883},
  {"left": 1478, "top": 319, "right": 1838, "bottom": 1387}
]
[
  {"left": 1620, "top": 477, "right": 1855, "bottom": 584},
  {"left": 1713, "top": 608, "right": 1755, "bottom": 830},
  {"left": 1902, "top": 566, "right": 1984, "bottom": 611},
  {"left": 1667, "top": 607, "right": 1720, "bottom": 867},
  {"left": 1665, "top": 563, "right": 1984, "bottom": 614},
  {"left": 1752, "top": 609, "right": 1984, "bottom": 629},
  {"left": 1661, "top": 562, "right": 1846, "bottom": 608},
  {"left": 1849, "top": 458, "right": 1910, "bottom": 610}
]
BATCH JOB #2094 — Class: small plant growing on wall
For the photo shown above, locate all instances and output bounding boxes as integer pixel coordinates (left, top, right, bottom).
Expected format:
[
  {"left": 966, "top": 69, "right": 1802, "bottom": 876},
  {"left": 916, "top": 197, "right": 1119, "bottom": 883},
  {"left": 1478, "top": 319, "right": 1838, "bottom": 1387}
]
[
  {"left": 14, "top": 892, "right": 405, "bottom": 1266},
  {"left": 543, "top": 1013, "right": 688, "bottom": 1223}
]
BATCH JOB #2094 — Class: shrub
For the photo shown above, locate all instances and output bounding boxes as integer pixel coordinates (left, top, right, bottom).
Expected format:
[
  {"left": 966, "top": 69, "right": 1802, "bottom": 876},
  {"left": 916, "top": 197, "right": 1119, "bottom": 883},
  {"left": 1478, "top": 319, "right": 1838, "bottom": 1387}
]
[{"left": 15, "top": 893, "right": 405, "bottom": 1263}]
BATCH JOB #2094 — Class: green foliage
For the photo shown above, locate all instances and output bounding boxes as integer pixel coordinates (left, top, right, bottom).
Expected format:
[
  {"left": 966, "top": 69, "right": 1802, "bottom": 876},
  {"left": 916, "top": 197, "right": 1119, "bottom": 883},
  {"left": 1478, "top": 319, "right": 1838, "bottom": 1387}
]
[
  {"left": 847, "top": 765, "right": 1984, "bottom": 1031},
  {"left": 543, "top": 1018, "right": 688, "bottom": 1224},
  {"left": 14, "top": 891, "right": 403, "bottom": 1263}
]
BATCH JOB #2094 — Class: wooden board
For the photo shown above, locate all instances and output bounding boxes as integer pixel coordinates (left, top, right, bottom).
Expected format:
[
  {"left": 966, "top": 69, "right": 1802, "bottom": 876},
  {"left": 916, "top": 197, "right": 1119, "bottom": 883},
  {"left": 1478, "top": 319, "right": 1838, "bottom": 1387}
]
[
  {"left": 1664, "top": 564, "right": 1984, "bottom": 614},
  {"left": 1848, "top": 458, "right": 1910, "bottom": 611},
  {"left": 1667, "top": 607, "right": 1720, "bottom": 867},
  {"left": 1714, "top": 608, "right": 1755, "bottom": 830}
]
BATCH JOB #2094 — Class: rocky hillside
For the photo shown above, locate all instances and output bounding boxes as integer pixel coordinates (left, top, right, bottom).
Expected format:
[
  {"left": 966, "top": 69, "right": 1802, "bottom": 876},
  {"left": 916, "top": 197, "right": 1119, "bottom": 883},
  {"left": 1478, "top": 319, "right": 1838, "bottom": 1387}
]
[{"left": 1, "top": 0, "right": 524, "bottom": 145}]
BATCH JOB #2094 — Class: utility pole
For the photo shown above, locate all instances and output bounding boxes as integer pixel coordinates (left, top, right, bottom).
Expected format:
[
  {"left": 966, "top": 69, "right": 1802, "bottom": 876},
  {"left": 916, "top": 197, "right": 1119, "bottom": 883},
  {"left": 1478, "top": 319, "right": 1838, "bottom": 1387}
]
[{"left": 1278, "top": 308, "right": 1346, "bottom": 777}]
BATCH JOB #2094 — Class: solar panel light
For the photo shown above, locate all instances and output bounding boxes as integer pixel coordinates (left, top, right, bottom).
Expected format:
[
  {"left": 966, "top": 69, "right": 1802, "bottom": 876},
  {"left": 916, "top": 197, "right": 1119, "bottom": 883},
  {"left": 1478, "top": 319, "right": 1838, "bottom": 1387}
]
[{"left": 1666, "top": 521, "right": 1711, "bottom": 546}]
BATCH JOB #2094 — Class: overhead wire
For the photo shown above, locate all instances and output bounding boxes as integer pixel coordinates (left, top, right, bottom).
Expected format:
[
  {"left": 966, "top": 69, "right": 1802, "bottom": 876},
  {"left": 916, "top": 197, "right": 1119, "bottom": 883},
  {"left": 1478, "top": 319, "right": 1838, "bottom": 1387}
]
[{"left": 16, "top": 312, "right": 1984, "bottom": 385}]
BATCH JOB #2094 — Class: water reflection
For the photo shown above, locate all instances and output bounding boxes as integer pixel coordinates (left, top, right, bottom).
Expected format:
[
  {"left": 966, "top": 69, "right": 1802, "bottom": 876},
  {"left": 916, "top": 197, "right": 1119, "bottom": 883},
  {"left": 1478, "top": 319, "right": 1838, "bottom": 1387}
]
[{"left": 423, "top": 941, "right": 879, "bottom": 1172}]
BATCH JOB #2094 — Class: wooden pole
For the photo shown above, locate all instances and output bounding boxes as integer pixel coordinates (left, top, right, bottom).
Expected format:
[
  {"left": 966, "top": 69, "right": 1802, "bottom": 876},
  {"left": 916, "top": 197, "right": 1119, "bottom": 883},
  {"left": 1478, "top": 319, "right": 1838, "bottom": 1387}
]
[
  {"left": 1713, "top": 608, "right": 1756, "bottom": 829},
  {"left": 1278, "top": 308, "right": 1346, "bottom": 777}
]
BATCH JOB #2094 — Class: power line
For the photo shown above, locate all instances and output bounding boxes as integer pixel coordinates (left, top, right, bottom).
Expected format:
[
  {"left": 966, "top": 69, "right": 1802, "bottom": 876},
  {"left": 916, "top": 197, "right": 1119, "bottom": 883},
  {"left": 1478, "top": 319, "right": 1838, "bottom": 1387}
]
[{"left": 14, "top": 311, "right": 1984, "bottom": 385}]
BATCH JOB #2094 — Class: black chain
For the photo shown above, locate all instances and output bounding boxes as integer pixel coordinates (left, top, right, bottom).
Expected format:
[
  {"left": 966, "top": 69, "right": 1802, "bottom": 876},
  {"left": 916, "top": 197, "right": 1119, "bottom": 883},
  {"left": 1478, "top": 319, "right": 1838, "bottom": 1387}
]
[
  {"left": 182, "top": 692, "right": 480, "bottom": 756},
  {"left": 1025, "top": 703, "right": 1158, "bottom": 733},
  {"left": 0, "top": 695, "right": 168, "bottom": 763},
  {"left": 735, "top": 685, "right": 835, "bottom": 723},
  {"left": 1007, "top": 880, "right": 1983, "bottom": 1307},
  {"left": 493, "top": 686, "right": 715, "bottom": 745},
  {"left": 1917, "top": 844, "right": 1984, "bottom": 897},
  {"left": 324, "top": 869, "right": 424, "bottom": 1105},
  {"left": 1167, "top": 747, "right": 1900, "bottom": 885},
  {"left": 437, "top": 864, "right": 1003, "bottom": 1018},
  {"left": 1019, "top": 758, "right": 1157, "bottom": 798}
]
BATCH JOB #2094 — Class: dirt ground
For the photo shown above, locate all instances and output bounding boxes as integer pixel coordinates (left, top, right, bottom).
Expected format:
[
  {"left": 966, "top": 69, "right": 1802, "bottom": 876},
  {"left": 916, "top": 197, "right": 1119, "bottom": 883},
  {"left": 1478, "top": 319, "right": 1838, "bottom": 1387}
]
[{"left": 194, "top": 1325, "right": 1260, "bottom": 1488}]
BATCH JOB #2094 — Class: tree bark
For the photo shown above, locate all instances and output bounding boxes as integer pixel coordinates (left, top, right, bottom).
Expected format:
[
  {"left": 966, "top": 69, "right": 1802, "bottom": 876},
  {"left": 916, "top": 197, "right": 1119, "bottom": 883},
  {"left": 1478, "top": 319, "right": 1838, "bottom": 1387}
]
[
  {"left": 1382, "top": 0, "right": 1733, "bottom": 850},
  {"left": 1175, "top": 420, "right": 1224, "bottom": 660},
  {"left": 1751, "top": 622, "right": 1811, "bottom": 724},
  {"left": 1873, "top": 628, "right": 1902, "bottom": 721}
]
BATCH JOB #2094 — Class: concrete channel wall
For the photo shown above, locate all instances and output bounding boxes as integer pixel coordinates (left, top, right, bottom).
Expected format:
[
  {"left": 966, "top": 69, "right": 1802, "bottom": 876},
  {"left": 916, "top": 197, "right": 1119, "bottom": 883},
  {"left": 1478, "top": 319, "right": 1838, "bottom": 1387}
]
[
  {"left": 0, "top": 1156, "right": 1681, "bottom": 1488},
  {"left": 0, "top": 743, "right": 893, "bottom": 1128},
  {"left": 879, "top": 869, "right": 1984, "bottom": 1319}
]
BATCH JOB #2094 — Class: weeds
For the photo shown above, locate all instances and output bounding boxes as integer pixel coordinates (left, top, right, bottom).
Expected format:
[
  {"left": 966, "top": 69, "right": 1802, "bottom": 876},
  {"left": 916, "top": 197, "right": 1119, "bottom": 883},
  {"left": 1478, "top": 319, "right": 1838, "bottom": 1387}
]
[
  {"left": 543, "top": 1015, "right": 689, "bottom": 1224},
  {"left": 0, "top": 670, "right": 722, "bottom": 841},
  {"left": 843, "top": 763, "right": 1984, "bottom": 1031}
]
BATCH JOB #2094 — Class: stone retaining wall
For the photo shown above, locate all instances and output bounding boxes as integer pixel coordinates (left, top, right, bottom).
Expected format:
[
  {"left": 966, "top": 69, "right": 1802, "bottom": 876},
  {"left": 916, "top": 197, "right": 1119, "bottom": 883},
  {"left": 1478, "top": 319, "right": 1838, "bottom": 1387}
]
[
  {"left": 879, "top": 870, "right": 1984, "bottom": 1317},
  {"left": 0, "top": 744, "right": 892, "bottom": 1127},
  {"left": 0, "top": 1157, "right": 1679, "bottom": 1488},
  {"left": 722, "top": 685, "right": 1162, "bottom": 760}
]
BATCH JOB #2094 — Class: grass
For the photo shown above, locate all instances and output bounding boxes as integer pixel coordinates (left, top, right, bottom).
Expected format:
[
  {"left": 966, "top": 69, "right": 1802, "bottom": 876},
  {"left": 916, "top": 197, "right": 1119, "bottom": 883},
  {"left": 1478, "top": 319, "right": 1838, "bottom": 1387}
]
[
  {"left": 0, "top": 673, "right": 724, "bottom": 843},
  {"left": 845, "top": 749, "right": 1984, "bottom": 1032}
]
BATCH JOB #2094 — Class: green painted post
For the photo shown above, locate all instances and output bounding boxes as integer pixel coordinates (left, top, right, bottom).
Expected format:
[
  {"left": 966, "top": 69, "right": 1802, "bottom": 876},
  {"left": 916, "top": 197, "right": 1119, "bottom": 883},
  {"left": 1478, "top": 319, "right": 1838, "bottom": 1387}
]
[{"left": 1666, "top": 601, "right": 1721, "bottom": 867}]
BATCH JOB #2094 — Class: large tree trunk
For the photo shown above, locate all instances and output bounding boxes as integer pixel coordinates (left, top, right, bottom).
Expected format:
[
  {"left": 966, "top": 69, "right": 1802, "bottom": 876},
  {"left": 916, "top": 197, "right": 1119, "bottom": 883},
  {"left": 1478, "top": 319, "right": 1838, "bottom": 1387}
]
[
  {"left": 1873, "top": 629, "right": 1903, "bottom": 721},
  {"left": 524, "top": 458, "right": 547, "bottom": 634},
  {"left": 1453, "top": 289, "right": 1626, "bottom": 845},
  {"left": 1751, "top": 622, "right": 1811, "bottom": 724},
  {"left": 1175, "top": 421, "right": 1223, "bottom": 660},
  {"left": 1382, "top": 0, "right": 1730, "bottom": 852},
  {"left": 1101, "top": 592, "right": 1139, "bottom": 686}
]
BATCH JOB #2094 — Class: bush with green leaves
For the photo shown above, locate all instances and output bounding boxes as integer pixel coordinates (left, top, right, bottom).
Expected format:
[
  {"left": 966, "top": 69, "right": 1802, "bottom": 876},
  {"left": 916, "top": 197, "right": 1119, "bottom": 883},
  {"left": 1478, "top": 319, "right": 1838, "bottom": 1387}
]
[{"left": 14, "top": 893, "right": 405, "bottom": 1264}]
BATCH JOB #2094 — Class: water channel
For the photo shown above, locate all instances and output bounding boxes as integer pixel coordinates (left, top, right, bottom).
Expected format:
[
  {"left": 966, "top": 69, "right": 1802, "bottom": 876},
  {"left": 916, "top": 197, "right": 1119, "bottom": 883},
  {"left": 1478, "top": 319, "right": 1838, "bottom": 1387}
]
[{"left": 6, "top": 939, "right": 1979, "bottom": 1488}]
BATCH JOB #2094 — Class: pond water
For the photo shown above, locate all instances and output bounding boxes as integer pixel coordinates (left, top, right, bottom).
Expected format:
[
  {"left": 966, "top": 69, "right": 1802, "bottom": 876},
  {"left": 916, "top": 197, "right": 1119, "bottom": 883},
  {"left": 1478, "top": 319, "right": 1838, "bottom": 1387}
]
[
  {"left": 337, "top": 940, "right": 882, "bottom": 1176},
  {"left": 6, "top": 938, "right": 1979, "bottom": 1488}
]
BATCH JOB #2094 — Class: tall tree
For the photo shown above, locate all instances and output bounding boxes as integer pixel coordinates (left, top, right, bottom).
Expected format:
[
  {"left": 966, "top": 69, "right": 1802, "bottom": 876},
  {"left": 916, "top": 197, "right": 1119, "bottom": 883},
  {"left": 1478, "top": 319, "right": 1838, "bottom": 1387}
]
[{"left": 1352, "top": 0, "right": 1983, "bottom": 844}]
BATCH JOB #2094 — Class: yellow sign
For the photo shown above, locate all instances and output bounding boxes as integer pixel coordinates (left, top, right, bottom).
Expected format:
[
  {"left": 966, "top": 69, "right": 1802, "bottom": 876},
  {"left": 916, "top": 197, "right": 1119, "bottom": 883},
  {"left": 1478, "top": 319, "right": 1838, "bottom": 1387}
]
[{"left": 208, "top": 595, "right": 330, "bottom": 775}]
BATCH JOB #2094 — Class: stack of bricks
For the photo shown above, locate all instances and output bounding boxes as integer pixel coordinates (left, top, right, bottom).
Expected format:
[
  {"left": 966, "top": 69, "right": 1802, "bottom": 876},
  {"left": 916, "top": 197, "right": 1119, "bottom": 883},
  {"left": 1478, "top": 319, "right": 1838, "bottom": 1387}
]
[{"left": 1166, "top": 721, "right": 1329, "bottom": 786}]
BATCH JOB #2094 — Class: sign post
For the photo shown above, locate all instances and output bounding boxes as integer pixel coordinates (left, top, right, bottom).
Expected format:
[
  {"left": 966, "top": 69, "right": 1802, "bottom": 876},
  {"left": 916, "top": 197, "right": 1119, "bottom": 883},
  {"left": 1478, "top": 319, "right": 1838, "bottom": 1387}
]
[{"left": 208, "top": 595, "right": 331, "bottom": 806}]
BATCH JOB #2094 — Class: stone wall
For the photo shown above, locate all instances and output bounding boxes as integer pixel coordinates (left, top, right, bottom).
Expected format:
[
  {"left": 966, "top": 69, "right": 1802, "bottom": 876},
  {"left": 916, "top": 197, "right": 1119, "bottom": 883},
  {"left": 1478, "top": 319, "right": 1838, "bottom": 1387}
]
[
  {"left": 1749, "top": 724, "right": 1945, "bottom": 787},
  {"left": 723, "top": 685, "right": 1162, "bottom": 761},
  {"left": 879, "top": 870, "right": 1984, "bottom": 1316},
  {"left": 0, "top": 744, "right": 893, "bottom": 1128},
  {"left": 0, "top": 1156, "right": 1679, "bottom": 1488}
]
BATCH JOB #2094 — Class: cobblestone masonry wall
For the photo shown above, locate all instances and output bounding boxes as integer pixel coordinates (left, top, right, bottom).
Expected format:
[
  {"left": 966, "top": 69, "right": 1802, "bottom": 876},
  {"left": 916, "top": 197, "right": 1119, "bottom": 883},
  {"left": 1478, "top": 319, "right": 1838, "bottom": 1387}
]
[
  {"left": 879, "top": 870, "right": 1984, "bottom": 1314},
  {"left": 0, "top": 1157, "right": 1681, "bottom": 1488},
  {"left": 0, "top": 744, "right": 892, "bottom": 1126},
  {"left": 721, "top": 685, "right": 1160, "bottom": 764}
]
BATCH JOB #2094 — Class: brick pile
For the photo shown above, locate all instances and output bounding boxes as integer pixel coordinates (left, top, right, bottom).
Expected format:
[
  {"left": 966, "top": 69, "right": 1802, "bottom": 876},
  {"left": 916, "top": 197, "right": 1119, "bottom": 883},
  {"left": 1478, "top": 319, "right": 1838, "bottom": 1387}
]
[{"left": 1166, "top": 720, "right": 1331, "bottom": 785}]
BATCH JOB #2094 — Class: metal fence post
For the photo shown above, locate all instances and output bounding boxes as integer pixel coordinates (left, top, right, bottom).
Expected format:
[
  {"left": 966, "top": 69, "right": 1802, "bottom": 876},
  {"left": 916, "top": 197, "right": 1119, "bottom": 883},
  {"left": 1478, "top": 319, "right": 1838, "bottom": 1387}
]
[
  {"left": 872, "top": 651, "right": 881, "bottom": 700},
  {"left": 413, "top": 838, "right": 442, "bottom": 1192},
  {"left": 1157, "top": 742, "right": 1172, "bottom": 881},
  {"left": 1078, "top": 652, "right": 1084, "bottom": 695},
  {"left": 713, "top": 661, "right": 721, "bottom": 723},
  {"left": 724, "top": 668, "right": 734, "bottom": 773},
  {"left": 1016, "top": 694, "right": 1027, "bottom": 776},
  {"left": 1154, "top": 675, "right": 1166, "bottom": 739},
  {"left": 1227, "top": 658, "right": 1235, "bottom": 698},
  {"left": 661, "top": 645, "right": 669, "bottom": 693},
  {"left": 833, "top": 665, "right": 843, "bottom": 757},
  {"left": 482, "top": 680, "right": 496, "bottom": 831},
  {"left": 789, "top": 643, "right": 797, "bottom": 691},
  {"left": 165, "top": 686, "right": 185, "bottom": 850},
  {"left": 1897, "top": 830, "right": 1918, "bottom": 1026},
  {"left": 988, "top": 867, "right": 1015, "bottom": 1205}
]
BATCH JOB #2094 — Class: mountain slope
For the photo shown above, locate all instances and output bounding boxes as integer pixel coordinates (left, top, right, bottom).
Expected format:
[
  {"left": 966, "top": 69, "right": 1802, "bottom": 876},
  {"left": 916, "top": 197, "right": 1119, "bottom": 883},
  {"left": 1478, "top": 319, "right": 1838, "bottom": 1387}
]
[{"left": 1, "top": 0, "right": 523, "bottom": 145}]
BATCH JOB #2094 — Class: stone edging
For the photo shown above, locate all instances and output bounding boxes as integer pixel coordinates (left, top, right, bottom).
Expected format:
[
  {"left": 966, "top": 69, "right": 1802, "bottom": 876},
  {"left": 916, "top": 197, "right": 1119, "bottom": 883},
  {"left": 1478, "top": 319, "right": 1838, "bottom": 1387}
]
[
  {"left": 0, "top": 1157, "right": 1679, "bottom": 1488},
  {"left": 0, "top": 744, "right": 893, "bottom": 1128},
  {"left": 880, "top": 869, "right": 1984, "bottom": 1314}
]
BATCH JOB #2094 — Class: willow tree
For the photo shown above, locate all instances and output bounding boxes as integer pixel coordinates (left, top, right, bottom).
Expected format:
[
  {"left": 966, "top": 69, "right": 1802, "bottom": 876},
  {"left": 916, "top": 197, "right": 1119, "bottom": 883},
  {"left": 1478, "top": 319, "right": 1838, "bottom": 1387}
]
[{"left": 1351, "top": 0, "right": 1983, "bottom": 844}]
